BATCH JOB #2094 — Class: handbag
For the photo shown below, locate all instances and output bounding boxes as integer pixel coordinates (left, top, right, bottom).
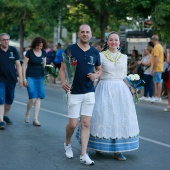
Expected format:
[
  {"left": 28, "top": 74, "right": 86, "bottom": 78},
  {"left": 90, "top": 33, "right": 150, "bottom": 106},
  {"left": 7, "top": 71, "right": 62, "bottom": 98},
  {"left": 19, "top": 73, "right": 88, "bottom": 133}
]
[
  {"left": 137, "top": 64, "right": 149, "bottom": 76},
  {"left": 162, "top": 65, "right": 170, "bottom": 81}
]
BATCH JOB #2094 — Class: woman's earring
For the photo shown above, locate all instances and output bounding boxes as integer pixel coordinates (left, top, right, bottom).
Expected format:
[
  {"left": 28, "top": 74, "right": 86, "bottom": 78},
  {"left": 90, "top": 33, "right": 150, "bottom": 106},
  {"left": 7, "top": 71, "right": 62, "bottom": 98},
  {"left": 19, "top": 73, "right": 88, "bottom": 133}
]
[{"left": 118, "top": 47, "right": 121, "bottom": 51}]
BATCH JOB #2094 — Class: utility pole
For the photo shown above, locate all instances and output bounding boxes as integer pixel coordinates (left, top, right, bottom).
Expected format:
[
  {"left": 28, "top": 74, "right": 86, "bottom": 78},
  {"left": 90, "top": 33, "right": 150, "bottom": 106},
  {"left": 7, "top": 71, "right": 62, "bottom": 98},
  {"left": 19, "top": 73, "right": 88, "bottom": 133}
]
[
  {"left": 54, "top": 27, "right": 57, "bottom": 48},
  {"left": 57, "top": 8, "right": 62, "bottom": 44}
]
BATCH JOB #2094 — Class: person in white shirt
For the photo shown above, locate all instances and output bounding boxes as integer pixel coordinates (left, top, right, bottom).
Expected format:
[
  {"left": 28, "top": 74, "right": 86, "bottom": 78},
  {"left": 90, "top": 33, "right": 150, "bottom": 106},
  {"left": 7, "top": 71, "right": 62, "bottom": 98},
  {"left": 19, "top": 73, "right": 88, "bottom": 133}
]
[{"left": 138, "top": 46, "right": 153, "bottom": 102}]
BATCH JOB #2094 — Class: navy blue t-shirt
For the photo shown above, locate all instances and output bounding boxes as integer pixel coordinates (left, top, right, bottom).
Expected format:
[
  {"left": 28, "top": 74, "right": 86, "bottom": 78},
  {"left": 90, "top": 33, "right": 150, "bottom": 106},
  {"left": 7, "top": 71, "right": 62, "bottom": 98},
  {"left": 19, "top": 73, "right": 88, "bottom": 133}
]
[
  {"left": 26, "top": 49, "right": 46, "bottom": 77},
  {"left": 64, "top": 44, "right": 101, "bottom": 94},
  {"left": 0, "top": 45, "right": 20, "bottom": 83},
  {"left": 46, "top": 51, "right": 56, "bottom": 64}
]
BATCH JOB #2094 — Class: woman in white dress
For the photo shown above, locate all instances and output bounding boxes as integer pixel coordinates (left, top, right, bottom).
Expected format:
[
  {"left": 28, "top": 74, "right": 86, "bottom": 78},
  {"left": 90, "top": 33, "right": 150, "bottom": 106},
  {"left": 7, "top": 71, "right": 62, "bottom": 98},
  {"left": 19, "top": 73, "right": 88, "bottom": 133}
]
[{"left": 76, "top": 31, "right": 139, "bottom": 161}]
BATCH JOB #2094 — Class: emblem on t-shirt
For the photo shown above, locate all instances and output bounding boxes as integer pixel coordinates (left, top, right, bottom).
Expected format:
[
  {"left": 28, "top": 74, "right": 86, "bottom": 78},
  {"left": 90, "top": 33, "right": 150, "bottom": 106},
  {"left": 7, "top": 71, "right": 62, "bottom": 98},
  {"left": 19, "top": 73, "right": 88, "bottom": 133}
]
[
  {"left": 87, "top": 56, "right": 95, "bottom": 65},
  {"left": 9, "top": 52, "right": 14, "bottom": 59},
  {"left": 41, "top": 57, "right": 44, "bottom": 64}
]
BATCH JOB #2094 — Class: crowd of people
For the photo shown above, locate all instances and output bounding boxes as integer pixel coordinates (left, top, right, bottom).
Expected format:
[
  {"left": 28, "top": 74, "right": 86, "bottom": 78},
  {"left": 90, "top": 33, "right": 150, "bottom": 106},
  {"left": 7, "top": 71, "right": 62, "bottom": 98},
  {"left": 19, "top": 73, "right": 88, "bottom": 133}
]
[
  {"left": 0, "top": 34, "right": 64, "bottom": 130},
  {"left": 0, "top": 24, "right": 169, "bottom": 166},
  {"left": 128, "top": 36, "right": 168, "bottom": 108}
]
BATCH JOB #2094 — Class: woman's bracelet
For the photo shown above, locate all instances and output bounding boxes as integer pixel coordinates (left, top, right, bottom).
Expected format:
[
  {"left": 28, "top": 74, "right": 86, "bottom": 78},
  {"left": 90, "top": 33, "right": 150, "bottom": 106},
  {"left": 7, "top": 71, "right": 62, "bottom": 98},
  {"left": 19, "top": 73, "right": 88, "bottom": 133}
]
[
  {"left": 129, "top": 86, "right": 132, "bottom": 91},
  {"left": 94, "top": 74, "right": 98, "bottom": 81}
]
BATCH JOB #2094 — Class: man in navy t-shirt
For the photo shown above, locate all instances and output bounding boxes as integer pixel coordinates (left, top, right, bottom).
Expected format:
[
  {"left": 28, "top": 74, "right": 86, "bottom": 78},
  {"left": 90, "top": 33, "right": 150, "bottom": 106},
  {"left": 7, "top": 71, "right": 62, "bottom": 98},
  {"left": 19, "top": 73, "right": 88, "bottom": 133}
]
[
  {"left": 0, "top": 33, "right": 23, "bottom": 130},
  {"left": 60, "top": 24, "right": 102, "bottom": 165}
]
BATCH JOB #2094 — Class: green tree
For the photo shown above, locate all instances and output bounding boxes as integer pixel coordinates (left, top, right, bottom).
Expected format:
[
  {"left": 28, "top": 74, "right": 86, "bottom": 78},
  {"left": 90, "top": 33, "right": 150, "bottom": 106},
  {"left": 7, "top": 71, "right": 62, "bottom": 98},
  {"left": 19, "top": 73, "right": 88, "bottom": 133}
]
[
  {"left": 63, "top": 0, "right": 128, "bottom": 41},
  {"left": 0, "top": 0, "right": 61, "bottom": 56},
  {"left": 120, "top": 0, "right": 170, "bottom": 43}
]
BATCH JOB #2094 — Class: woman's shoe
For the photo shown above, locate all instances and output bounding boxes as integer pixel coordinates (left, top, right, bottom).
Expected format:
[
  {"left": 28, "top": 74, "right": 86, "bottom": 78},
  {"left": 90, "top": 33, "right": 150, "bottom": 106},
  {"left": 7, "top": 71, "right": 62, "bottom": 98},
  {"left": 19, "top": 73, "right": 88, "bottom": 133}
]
[
  {"left": 24, "top": 117, "right": 30, "bottom": 123},
  {"left": 114, "top": 153, "right": 127, "bottom": 161},
  {"left": 163, "top": 105, "right": 170, "bottom": 112},
  {"left": 33, "top": 120, "right": 41, "bottom": 126},
  {"left": 95, "top": 151, "right": 103, "bottom": 155}
]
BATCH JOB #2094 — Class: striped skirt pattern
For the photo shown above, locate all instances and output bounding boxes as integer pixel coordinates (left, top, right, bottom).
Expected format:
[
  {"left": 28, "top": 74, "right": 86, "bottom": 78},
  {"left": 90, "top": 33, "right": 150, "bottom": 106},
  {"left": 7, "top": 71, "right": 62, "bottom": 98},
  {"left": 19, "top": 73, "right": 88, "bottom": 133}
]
[{"left": 75, "top": 129, "right": 139, "bottom": 153}]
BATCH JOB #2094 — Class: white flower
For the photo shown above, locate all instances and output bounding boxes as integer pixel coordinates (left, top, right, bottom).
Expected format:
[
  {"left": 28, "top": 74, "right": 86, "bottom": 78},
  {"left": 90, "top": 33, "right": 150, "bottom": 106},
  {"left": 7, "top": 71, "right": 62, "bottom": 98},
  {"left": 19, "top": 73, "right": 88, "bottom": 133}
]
[
  {"left": 45, "top": 65, "right": 53, "bottom": 67},
  {"left": 128, "top": 74, "right": 135, "bottom": 81},
  {"left": 130, "top": 76, "right": 135, "bottom": 81},
  {"left": 134, "top": 74, "right": 140, "bottom": 80}
]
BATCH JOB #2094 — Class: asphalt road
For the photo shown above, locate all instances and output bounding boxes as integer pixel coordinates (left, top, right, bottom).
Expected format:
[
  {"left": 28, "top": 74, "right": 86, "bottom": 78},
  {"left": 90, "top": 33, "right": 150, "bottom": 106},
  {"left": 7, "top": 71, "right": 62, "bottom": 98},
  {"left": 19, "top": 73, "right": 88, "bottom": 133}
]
[{"left": 0, "top": 84, "right": 170, "bottom": 170}]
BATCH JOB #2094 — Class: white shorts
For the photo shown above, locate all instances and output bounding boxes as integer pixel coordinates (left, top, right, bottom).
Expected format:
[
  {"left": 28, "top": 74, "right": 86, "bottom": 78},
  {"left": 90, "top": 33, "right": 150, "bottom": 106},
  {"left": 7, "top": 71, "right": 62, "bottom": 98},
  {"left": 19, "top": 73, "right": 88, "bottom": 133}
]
[{"left": 68, "top": 92, "right": 95, "bottom": 118}]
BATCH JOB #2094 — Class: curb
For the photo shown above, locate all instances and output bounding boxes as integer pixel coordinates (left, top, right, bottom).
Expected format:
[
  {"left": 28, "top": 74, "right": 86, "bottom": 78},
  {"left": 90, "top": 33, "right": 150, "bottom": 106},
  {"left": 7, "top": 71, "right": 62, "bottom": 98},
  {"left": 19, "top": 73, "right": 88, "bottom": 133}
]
[
  {"left": 139, "top": 100, "right": 167, "bottom": 107},
  {"left": 46, "top": 83, "right": 62, "bottom": 88}
]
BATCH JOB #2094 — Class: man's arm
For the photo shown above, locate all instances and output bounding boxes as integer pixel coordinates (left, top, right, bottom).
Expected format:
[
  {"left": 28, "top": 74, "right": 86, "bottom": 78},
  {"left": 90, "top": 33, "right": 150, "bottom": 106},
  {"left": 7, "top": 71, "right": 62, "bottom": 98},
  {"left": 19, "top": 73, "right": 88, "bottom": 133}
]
[
  {"left": 15, "top": 60, "right": 23, "bottom": 88},
  {"left": 59, "top": 62, "right": 71, "bottom": 92},
  {"left": 151, "top": 56, "right": 158, "bottom": 75},
  {"left": 128, "top": 61, "right": 138, "bottom": 69},
  {"left": 22, "top": 56, "right": 29, "bottom": 87},
  {"left": 87, "top": 65, "right": 102, "bottom": 81}
]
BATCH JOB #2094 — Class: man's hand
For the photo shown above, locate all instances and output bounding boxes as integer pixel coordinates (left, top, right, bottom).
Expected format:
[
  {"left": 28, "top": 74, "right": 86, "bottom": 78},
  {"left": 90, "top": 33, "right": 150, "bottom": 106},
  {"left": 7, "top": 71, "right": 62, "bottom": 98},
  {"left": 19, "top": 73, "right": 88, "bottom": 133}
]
[
  {"left": 151, "top": 69, "right": 155, "bottom": 76},
  {"left": 62, "top": 82, "right": 71, "bottom": 92},
  {"left": 87, "top": 73, "right": 97, "bottom": 81}
]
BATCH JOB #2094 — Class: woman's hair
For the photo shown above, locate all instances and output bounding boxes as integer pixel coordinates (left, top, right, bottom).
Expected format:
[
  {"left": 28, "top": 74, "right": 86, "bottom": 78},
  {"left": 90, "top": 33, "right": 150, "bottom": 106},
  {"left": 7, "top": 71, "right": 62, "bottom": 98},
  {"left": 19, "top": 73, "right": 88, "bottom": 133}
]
[
  {"left": 92, "top": 41, "right": 98, "bottom": 48},
  {"left": 101, "top": 31, "right": 119, "bottom": 52},
  {"left": 132, "top": 49, "right": 139, "bottom": 58},
  {"left": 148, "top": 41, "right": 154, "bottom": 48},
  {"left": 30, "top": 37, "right": 47, "bottom": 50},
  {"left": 147, "top": 46, "right": 153, "bottom": 53}
]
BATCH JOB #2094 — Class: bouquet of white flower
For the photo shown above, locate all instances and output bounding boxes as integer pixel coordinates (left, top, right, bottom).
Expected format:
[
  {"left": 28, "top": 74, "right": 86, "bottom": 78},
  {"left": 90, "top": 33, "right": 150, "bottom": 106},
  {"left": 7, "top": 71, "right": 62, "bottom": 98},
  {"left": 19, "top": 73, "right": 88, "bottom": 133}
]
[{"left": 126, "top": 74, "right": 145, "bottom": 103}]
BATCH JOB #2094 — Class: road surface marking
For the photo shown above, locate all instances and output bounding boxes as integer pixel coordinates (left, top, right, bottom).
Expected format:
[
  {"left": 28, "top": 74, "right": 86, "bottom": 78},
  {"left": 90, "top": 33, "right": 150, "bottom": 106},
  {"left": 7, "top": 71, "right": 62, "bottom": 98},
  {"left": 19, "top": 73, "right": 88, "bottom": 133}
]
[
  {"left": 14, "top": 100, "right": 170, "bottom": 148},
  {"left": 14, "top": 100, "right": 68, "bottom": 118},
  {"left": 139, "top": 136, "right": 170, "bottom": 148}
]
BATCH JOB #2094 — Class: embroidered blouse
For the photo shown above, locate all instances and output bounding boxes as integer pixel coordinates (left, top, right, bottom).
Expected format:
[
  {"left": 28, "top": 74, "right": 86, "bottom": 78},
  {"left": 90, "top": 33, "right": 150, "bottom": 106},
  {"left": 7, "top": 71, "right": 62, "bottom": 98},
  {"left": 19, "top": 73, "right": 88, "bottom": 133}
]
[{"left": 100, "top": 51, "right": 127, "bottom": 80}]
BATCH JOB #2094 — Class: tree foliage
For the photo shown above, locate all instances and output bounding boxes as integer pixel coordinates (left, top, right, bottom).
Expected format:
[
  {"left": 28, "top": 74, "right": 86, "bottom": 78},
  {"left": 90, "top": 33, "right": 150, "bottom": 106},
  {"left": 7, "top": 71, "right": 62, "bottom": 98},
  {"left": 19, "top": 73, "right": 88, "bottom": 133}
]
[
  {"left": 0, "top": 0, "right": 61, "bottom": 55},
  {"left": 0, "top": 0, "right": 170, "bottom": 53}
]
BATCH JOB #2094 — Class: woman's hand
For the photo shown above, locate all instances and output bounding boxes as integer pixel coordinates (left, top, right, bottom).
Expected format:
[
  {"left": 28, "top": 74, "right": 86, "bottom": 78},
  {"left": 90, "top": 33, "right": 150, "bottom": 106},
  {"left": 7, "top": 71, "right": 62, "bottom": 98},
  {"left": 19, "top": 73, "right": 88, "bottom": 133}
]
[
  {"left": 138, "top": 61, "right": 142, "bottom": 65},
  {"left": 129, "top": 86, "right": 135, "bottom": 95},
  {"left": 18, "top": 78, "right": 23, "bottom": 88},
  {"left": 23, "top": 79, "right": 28, "bottom": 87}
]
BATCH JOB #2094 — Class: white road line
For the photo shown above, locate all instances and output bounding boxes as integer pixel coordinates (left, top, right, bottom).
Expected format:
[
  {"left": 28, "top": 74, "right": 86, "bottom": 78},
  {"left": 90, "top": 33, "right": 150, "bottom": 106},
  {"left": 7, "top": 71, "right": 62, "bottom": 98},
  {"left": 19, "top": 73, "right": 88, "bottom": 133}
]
[
  {"left": 14, "top": 100, "right": 170, "bottom": 148},
  {"left": 139, "top": 136, "right": 170, "bottom": 148},
  {"left": 14, "top": 100, "right": 68, "bottom": 118}
]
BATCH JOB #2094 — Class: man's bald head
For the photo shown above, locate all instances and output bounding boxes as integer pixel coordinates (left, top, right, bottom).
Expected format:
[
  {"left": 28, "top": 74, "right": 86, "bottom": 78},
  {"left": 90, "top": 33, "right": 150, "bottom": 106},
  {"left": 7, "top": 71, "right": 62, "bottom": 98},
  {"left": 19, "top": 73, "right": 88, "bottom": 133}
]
[
  {"left": 78, "top": 24, "right": 92, "bottom": 44},
  {"left": 152, "top": 35, "right": 159, "bottom": 41},
  {"left": 78, "top": 24, "right": 91, "bottom": 32},
  {"left": 152, "top": 35, "right": 159, "bottom": 45}
]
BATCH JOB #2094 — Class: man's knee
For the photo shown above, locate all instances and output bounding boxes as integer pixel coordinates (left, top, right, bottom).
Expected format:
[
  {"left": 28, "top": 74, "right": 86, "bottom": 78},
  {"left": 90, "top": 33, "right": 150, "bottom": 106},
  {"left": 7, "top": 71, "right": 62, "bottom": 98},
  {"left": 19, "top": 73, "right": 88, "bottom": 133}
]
[{"left": 68, "top": 119, "right": 78, "bottom": 129}]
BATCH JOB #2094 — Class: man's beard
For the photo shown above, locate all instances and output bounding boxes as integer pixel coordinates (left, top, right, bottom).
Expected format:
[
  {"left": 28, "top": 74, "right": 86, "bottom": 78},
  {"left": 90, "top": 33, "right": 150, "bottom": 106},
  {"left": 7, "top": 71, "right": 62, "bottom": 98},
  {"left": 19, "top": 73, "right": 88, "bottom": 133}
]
[
  {"left": 80, "top": 39, "right": 89, "bottom": 44},
  {"left": 1, "top": 44, "right": 8, "bottom": 49}
]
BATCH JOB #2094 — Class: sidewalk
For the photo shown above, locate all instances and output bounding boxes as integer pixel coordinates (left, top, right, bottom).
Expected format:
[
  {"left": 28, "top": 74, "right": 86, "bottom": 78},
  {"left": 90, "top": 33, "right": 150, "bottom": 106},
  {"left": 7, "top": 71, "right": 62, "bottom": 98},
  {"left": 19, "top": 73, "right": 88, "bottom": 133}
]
[
  {"left": 140, "top": 98, "right": 168, "bottom": 107},
  {"left": 138, "top": 88, "right": 168, "bottom": 106},
  {"left": 46, "top": 77, "right": 168, "bottom": 107},
  {"left": 46, "top": 76, "right": 62, "bottom": 87}
]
